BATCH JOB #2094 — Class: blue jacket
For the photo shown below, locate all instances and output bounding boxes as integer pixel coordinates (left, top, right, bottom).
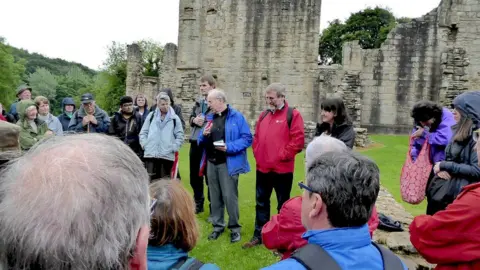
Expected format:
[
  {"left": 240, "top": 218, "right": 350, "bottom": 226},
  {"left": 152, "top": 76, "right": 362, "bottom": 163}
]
[
  {"left": 147, "top": 244, "right": 219, "bottom": 270},
  {"left": 198, "top": 105, "right": 252, "bottom": 176},
  {"left": 262, "top": 225, "right": 407, "bottom": 270}
]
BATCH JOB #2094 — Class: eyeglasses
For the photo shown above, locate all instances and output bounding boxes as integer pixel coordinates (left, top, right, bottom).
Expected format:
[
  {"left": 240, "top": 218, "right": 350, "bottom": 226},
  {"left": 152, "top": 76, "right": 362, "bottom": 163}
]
[
  {"left": 298, "top": 182, "right": 316, "bottom": 193},
  {"left": 150, "top": 199, "right": 157, "bottom": 216},
  {"left": 122, "top": 103, "right": 133, "bottom": 108}
]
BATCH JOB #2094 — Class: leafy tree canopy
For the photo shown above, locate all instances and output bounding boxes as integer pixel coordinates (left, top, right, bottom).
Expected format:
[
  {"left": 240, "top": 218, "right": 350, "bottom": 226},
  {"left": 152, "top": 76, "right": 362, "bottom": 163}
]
[{"left": 319, "top": 7, "right": 412, "bottom": 65}]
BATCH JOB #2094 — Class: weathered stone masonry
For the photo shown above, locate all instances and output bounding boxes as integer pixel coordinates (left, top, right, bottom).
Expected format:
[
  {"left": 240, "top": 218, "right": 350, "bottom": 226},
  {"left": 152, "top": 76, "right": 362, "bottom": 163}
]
[{"left": 127, "top": 0, "right": 480, "bottom": 136}]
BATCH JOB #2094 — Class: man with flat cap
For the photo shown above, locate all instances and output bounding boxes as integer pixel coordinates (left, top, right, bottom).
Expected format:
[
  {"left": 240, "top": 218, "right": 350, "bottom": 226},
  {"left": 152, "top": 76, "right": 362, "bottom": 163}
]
[
  {"left": 9, "top": 84, "right": 33, "bottom": 122},
  {"left": 68, "top": 93, "right": 110, "bottom": 133}
]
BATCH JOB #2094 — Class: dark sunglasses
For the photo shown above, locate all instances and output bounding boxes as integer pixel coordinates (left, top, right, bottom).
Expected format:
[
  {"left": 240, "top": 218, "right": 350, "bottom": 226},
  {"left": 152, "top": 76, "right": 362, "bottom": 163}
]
[{"left": 298, "top": 182, "right": 316, "bottom": 193}]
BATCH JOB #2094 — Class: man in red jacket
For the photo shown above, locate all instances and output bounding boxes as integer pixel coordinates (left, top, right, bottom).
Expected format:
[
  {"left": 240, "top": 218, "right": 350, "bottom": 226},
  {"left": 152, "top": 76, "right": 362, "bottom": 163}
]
[
  {"left": 243, "top": 83, "right": 305, "bottom": 248},
  {"left": 410, "top": 90, "right": 480, "bottom": 270}
]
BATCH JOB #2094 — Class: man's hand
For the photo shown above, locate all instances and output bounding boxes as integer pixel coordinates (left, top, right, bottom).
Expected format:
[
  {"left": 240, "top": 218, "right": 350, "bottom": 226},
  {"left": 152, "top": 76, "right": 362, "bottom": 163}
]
[
  {"left": 45, "top": 130, "right": 54, "bottom": 136},
  {"left": 82, "top": 116, "right": 90, "bottom": 126},
  {"left": 193, "top": 115, "right": 205, "bottom": 126},
  {"left": 412, "top": 127, "right": 424, "bottom": 138},
  {"left": 433, "top": 162, "right": 441, "bottom": 174},
  {"left": 203, "top": 124, "right": 211, "bottom": 136},
  {"left": 437, "top": 171, "right": 451, "bottom": 180},
  {"left": 88, "top": 115, "right": 98, "bottom": 125},
  {"left": 215, "top": 146, "right": 227, "bottom": 152}
]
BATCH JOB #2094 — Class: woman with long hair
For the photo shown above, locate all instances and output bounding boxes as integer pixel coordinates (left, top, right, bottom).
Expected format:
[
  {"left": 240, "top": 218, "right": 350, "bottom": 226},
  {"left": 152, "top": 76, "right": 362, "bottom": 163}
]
[
  {"left": 427, "top": 100, "right": 480, "bottom": 214},
  {"left": 314, "top": 97, "right": 355, "bottom": 148},
  {"left": 148, "top": 180, "right": 219, "bottom": 269}
]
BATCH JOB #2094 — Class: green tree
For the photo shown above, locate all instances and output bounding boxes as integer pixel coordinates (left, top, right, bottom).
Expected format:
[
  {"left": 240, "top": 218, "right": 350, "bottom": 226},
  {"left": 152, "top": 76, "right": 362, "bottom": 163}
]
[
  {"left": 28, "top": 68, "right": 58, "bottom": 103},
  {"left": 54, "top": 66, "right": 93, "bottom": 115},
  {"left": 319, "top": 19, "right": 346, "bottom": 64},
  {"left": 318, "top": 7, "right": 404, "bottom": 65},
  {"left": 0, "top": 39, "right": 26, "bottom": 109}
]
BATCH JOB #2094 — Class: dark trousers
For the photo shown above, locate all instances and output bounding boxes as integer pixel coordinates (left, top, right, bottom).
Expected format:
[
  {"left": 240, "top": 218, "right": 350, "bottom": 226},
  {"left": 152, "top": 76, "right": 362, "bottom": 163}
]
[
  {"left": 254, "top": 170, "right": 293, "bottom": 238},
  {"left": 145, "top": 158, "right": 174, "bottom": 182},
  {"left": 189, "top": 142, "right": 210, "bottom": 210}
]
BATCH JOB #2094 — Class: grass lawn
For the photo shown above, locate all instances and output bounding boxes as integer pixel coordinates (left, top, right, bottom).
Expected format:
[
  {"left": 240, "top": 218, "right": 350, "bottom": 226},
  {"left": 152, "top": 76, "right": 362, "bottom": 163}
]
[{"left": 175, "top": 135, "right": 425, "bottom": 270}]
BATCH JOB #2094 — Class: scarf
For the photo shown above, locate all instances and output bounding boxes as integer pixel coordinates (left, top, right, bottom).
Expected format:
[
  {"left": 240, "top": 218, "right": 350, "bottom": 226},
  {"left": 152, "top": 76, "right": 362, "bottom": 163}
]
[
  {"left": 28, "top": 120, "right": 38, "bottom": 133},
  {"left": 38, "top": 114, "right": 49, "bottom": 122}
]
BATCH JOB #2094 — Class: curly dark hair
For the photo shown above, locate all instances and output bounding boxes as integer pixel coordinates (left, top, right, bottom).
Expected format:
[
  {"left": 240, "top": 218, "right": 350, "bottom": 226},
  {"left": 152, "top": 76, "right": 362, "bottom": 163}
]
[
  {"left": 321, "top": 97, "right": 351, "bottom": 125},
  {"left": 411, "top": 100, "right": 443, "bottom": 131}
]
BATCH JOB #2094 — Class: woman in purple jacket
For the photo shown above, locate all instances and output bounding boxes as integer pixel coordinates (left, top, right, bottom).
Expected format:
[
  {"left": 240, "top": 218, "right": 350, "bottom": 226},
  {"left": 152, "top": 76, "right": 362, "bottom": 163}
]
[{"left": 410, "top": 101, "right": 456, "bottom": 164}]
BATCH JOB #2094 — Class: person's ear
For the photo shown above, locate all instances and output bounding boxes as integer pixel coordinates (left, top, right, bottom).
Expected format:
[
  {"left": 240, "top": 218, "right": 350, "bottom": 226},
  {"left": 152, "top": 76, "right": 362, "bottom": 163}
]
[
  {"left": 128, "top": 225, "right": 149, "bottom": 270},
  {"left": 309, "top": 194, "right": 324, "bottom": 219}
]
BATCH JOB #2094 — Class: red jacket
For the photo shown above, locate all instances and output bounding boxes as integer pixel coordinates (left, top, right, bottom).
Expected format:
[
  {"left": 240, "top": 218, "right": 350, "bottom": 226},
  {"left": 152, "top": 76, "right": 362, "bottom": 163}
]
[
  {"left": 253, "top": 102, "right": 305, "bottom": 174},
  {"left": 0, "top": 114, "right": 6, "bottom": 121},
  {"left": 262, "top": 196, "right": 380, "bottom": 260},
  {"left": 410, "top": 183, "right": 480, "bottom": 270}
]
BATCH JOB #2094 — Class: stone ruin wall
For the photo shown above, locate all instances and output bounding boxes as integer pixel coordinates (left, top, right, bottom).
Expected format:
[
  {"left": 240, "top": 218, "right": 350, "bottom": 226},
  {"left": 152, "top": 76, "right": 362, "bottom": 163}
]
[
  {"left": 332, "top": 0, "right": 478, "bottom": 134},
  {"left": 125, "top": 44, "right": 159, "bottom": 104},
  {"left": 127, "top": 0, "right": 480, "bottom": 138},
  {"left": 154, "top": 0, "right": 322, "bottom": 128}
]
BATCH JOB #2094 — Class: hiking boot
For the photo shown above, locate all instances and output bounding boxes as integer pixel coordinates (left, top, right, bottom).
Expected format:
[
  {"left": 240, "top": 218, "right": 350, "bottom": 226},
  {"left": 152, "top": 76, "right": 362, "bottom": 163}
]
[
  {"left": 230, "top": 232, "right": 241, "bottom": 243},
  {"left": 208, "top": 230, "right": 224, "bottom": 241},
  {"left": 195, "top": 206, "right": 204, "bottom": 214},
  {"left": 242, "top": 237, "right": 262, "bottom": 249}
]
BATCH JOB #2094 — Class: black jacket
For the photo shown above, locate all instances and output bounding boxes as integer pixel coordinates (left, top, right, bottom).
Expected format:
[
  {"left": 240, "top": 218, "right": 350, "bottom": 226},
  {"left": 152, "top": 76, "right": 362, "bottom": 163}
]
[
  {"left": 315, "top": 122, "right": 356, "bottom": 148},
  {"left": 108, "top": 112, "right": 143, "bottom": 155}
]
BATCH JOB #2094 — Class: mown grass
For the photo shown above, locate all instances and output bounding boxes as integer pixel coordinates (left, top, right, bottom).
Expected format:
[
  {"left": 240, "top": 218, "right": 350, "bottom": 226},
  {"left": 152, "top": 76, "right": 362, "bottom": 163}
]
[{"left": 176, "top": 135, "right": 424, "bottom": 270}]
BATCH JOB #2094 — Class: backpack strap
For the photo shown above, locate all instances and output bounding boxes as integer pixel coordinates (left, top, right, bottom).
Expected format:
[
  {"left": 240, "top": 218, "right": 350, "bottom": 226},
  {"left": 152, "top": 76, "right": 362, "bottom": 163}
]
[
  {"left": 260, "top": 110, "right": 270, "bottom": 122},
  {"left": 171, "top": 257, "right": 205, "bottom": 270},
  {"left": 372, "top": 242, "right": 405, "bottom": 270},
  {"left": 287, "top": 106, "right": 295, "bottom": 129},
  {"left": 149, "top": 112, "right": 177, "bottom": 129},
  {"left": 290, "top": 244, "right": 341, "bottom": 270}
]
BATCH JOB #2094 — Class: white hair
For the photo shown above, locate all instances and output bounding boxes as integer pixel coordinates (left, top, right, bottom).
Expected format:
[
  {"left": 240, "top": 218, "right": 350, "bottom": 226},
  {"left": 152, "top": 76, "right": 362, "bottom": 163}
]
[
  {"left": 305, "top": 134, "right": 348, "bottom": 169},
  {"left": 156, "top": 93, "right": 170, "bottom": 104},
  {"left": 208, "top": 89, "right": 227, "bottom": 103},
  {"left": 0, "top": 134, "right": 150, "bottom": 270}
]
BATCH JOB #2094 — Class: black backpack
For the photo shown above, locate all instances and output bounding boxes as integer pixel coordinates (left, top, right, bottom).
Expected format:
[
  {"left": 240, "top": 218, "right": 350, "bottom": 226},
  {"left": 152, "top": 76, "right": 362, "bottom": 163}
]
[
  {"left": 148, "top": 111, "right": 176, "bottom": 129},
  {"left": 291, "top": 243, "right": 404, "bottom": 270},
  {"left": 258, "top": 106, "right": 295, "bottom": 129}
]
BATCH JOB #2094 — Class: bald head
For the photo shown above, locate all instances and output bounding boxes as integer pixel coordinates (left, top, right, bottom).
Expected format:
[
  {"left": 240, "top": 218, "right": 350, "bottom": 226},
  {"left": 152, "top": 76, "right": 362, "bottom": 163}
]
[{"left": 0, "top": 134, "right": 150, "bottom": 269}]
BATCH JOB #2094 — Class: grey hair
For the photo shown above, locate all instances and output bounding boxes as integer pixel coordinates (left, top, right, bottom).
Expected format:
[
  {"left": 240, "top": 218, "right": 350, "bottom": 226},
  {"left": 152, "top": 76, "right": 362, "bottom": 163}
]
[
  {"left": 208, "top": 89, "right": 227, "bottom": 103},
  {"left": 306, "top": 151, "right": 380, "bottom": 228},
  {"left": 0, "top": 134, "right": 150, "bottom": 270},
  {"left": 266, "top": 83, "right": 287, "bottom": 97},
  {"left": 156, "top": 93, "right": 170, "bottom": 104},
  {"left": 305, "top": 134, "right": 348, "bottom": 168}
]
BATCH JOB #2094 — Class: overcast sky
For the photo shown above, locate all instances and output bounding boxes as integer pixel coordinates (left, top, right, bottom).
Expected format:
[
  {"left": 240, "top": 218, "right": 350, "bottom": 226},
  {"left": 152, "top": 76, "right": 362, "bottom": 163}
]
[{"left": 0, "top": 0, "right": 440, "bottom": 70}]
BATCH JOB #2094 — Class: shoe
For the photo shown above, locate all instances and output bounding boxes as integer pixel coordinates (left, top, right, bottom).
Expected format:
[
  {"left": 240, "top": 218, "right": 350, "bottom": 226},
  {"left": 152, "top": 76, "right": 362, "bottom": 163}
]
[
  {"left": 195, "top": 206, "right": 204, "bottom": 214},
  {"left": 242, "top": 237, "right": 262, "bottom": 249},
  {"left": 230, "top": 232, "right": 241, "bottom": 243},
  {"left": 208, "top": 230, "right": 224, "bottom": 241}
]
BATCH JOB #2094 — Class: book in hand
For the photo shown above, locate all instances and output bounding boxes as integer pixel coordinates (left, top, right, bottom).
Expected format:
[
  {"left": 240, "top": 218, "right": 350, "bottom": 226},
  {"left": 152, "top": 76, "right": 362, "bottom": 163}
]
[{"left": 213, "top": 140, "right": 226, "bottom": 147}]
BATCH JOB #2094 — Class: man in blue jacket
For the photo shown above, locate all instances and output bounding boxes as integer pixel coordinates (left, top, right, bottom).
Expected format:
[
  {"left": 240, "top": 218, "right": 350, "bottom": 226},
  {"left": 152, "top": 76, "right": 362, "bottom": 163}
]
[
  {"left": 198, "top": 89, "right": 252, "bottom": 244},
  {"left": 263, "top": 150, "right": 406, "bottom": 270}
]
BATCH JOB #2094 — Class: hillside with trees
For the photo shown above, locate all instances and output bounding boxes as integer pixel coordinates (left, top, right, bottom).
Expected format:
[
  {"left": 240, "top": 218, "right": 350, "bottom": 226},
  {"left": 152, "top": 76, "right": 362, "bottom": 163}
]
[{"left": 0, "top": 37, "right": 163, "bottom": 115}]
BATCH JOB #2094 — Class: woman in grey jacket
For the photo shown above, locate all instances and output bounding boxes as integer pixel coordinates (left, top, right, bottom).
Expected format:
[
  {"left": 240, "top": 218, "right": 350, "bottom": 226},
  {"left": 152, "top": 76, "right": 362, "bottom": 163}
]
[{"left": 140, "top": 93, "right": 184, "bottom": 181}]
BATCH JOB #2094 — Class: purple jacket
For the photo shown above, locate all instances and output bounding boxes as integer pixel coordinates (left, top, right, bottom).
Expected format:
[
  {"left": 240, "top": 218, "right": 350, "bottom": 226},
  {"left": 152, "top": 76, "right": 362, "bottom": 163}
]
[{"left": 410, "top": 108, "right": 456, "bottom": 164}]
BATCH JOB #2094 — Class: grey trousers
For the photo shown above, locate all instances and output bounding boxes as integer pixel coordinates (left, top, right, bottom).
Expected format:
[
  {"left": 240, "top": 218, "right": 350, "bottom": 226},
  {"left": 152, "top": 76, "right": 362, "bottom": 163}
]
[{"left": 207, "top": 161, "right": 241, "bottom": 233}]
